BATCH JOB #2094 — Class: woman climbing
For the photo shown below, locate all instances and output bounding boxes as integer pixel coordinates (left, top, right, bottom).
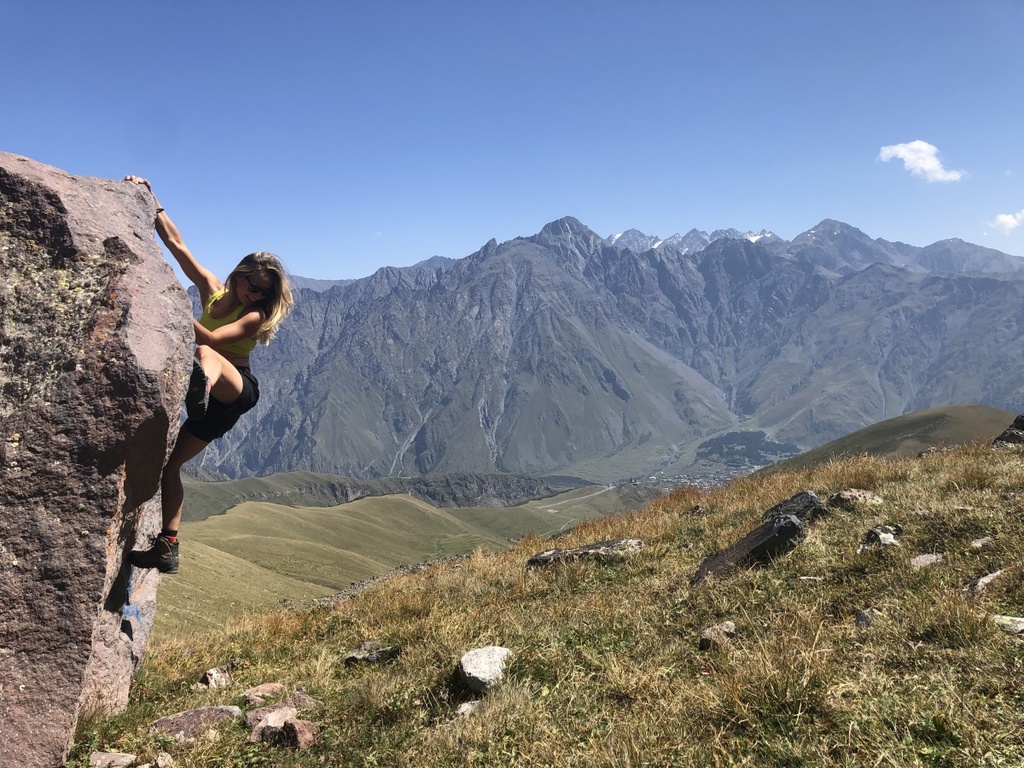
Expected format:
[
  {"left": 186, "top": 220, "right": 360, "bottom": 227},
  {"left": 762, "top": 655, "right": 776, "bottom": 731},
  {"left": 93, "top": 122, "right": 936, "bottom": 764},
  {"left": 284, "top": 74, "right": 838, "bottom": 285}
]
[{"left": 125, "top": 175, "right": 294, "bottom": 574}]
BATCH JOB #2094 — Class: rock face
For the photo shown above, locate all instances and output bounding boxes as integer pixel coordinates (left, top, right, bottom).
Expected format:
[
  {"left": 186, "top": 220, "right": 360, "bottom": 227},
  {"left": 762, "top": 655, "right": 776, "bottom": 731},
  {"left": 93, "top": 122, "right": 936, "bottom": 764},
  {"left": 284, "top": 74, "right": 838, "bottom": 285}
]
[{"left": 0, "top": 153, "right": 192, "bottom": 768}]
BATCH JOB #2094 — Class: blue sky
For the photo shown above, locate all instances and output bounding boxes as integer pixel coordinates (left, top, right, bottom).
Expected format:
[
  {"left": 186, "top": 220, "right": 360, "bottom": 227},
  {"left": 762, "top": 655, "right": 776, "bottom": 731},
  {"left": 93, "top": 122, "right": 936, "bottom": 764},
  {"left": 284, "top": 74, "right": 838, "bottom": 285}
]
[{"left": 4, "top": 1, "right": 1023, "bottom": 280}]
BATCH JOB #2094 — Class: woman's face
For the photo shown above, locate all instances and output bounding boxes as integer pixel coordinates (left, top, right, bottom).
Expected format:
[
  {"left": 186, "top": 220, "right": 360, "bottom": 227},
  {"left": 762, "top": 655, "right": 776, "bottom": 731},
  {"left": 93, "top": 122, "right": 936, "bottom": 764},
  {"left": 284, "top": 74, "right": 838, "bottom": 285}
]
[{"left": 236, "top": 269, "right": 275, "bottom": 306}]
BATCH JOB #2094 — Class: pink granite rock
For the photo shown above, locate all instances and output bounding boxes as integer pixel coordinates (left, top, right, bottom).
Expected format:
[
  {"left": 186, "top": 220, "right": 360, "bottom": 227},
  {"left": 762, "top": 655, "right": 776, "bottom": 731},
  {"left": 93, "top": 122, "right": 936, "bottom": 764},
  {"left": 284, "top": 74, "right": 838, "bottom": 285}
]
[
  {"left": 150, "top": 706, "right": 244, "bottom": 741},
  {"left": 262, "top": 719, "right": 322, "bottom": 750},
  {"left": 0, "top": 152, "right": 192, "bottom": 768}
]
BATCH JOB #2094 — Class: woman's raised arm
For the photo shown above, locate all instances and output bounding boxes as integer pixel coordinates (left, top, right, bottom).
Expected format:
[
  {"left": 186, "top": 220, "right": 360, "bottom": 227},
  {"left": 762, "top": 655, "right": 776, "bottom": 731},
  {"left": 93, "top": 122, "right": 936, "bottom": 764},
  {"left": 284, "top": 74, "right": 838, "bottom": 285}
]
[{"left": 125, "top": 175, "right": 221, "bottom": 302}]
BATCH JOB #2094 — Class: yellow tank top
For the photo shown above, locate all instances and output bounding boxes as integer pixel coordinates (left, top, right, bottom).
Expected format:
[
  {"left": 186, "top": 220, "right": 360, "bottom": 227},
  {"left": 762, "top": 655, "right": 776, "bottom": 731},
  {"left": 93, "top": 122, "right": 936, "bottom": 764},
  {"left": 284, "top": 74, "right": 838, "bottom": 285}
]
[{"left": 199, "top": 290, "right": 258, "bottom": 358}]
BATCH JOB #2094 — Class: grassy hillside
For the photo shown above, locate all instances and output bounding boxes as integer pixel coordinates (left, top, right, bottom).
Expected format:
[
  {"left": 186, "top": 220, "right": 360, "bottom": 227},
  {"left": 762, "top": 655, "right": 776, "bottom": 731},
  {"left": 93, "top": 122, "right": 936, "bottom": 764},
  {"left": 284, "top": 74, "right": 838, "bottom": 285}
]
[
  {"left": 154, "top": 484, "right": 652, "bottom": 640},
  {"left": 178, "top": 471, "right": 587, "bottom": 523},
  {"left": 151, "top": 542, "right": 336, "bottom": 636},
  {"left": 761, "top": 403, "right": 1013, "bottom": 474},
  {"left": 75, "top": 441, "right": 1024, "bottom": 766}
]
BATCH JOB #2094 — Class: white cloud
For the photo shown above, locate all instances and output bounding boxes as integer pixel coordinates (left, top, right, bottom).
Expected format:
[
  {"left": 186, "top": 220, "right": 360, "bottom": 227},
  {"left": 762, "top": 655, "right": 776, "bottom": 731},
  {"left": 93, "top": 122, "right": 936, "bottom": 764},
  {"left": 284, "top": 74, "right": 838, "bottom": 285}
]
[
  {"left": 879, "top": 140, "right": 965, "bottom": 183},
  {"left": 991, "top": 210, "right": 1024, "bottom": 234}
]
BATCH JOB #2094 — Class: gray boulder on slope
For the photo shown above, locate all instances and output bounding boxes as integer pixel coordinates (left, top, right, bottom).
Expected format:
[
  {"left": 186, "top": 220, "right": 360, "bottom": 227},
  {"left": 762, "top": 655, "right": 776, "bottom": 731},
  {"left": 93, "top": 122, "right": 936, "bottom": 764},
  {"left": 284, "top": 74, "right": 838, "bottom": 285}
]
[{"left": 0, "top": 152, "right": 192, "bottom": 768}]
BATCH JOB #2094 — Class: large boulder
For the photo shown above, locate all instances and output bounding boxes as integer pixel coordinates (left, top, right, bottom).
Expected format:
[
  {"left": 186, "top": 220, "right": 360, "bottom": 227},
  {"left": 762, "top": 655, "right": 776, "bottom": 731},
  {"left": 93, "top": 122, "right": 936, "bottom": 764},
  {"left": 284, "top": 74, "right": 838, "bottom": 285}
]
[{"left": 0, "top": 153, "right": 192, "bottom": 768}]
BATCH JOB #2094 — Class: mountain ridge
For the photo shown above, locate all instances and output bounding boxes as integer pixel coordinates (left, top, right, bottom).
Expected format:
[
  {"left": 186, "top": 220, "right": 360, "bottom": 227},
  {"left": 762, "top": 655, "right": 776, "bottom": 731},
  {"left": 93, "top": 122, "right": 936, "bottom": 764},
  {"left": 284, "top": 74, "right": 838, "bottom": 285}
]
[{"left": 191, "top": 217, "right": 1024, "bottom": 483}]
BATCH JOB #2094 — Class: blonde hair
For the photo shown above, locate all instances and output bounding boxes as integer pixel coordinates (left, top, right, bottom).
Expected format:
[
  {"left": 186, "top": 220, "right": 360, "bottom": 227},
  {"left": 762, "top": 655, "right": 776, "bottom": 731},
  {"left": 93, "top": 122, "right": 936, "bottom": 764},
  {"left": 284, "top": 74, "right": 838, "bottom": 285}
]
[{"left": 220, "top": 251, "right": 294, "bottom": 344}]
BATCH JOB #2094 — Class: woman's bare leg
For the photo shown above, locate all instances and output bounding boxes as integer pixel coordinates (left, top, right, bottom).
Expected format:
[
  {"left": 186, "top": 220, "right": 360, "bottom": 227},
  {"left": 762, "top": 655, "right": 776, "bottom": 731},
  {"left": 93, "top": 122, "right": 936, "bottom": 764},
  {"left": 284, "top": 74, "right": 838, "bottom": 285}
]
[
  {"left": 170, "top": 345, "right": 249, "bottom": 528},
  {"left": 194, "top": 344, "right": 244, "bottom": 405},
  {"left": 129, "top": 424, "right": 210, "bottom": 573},
  {"left": 160, "top": 425, "right": 210, "bottom": 532},
  {"left": 132, "top": 348, "right": 248, "bottom": 572}
]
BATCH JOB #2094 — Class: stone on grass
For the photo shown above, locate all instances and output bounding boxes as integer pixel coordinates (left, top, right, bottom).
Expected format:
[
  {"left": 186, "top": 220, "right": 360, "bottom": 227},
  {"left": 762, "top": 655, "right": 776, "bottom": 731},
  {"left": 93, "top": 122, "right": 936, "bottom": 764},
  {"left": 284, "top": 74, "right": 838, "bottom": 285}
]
[
  {"left": 856, "top": 608, "right": 881, "bottom": 628},
  {"left": 262, "top": 720, "right": 321, "bottom": 750},
  {"left": 247, "top": 705, "right": 297, "bottom": 743},
  {"left": 243, "top": 683, "right": 286, "bottom": 707},
  {"left": 150, "top": 706, "right": 242, "bottom": 741},
  {"left": 970, "top": 536, "right": 995, "bottom": 550},
  {"left": 245, "top": 691, "right": 320, "bottom": 731},
  {"left": 285, "top": 690, "right": 321, "bottom": 711},
  {"left": 992, "top": 615, "right": 1024, "bottom": 635},
  {"left": 966, "top": 570, "right": 1004, "bottom": 594},
  {"left": 910, "top": 553, "right": 944, "bottom": 569},
  {"left": 527, "top": 538, "right": 643, "bottom": 569},
  {"left": 458, "top": 646, "right": 513, "bottom": 692},
  {"left": 199, "top": 666, "right": 232, "bottom": 689},
  {"left": 90, "top": 753, "right": 136, "bottom": 768},
  {"left": 692, "top": 514, "right": 805, "bottom": 586},
  {"left": 345, "top": 639, "right": 402, "bottom": 666},
  {"left": 857, "top": 525, "right": 903, "bottom": 554},
  {"left": 828, "top": 489, "right": 884, "bottom": 510},
  {"left": 992, "top": 414, "right": 1024, "bottom": 446},
  {"left": 698, "top": 621, "right": 737, "bottom": 651},
  {"left": 762, "top": 490, "right": 828, "bottom": 523}
]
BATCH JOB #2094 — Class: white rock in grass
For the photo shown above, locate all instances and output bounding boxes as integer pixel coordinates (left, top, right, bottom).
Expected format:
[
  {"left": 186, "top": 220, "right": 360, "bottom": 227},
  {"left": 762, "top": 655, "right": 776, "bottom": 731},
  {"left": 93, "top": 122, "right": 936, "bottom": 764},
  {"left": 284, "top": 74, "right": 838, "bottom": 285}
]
[
  {"left": 857, "top": 525, "right": 902, "bottom": 554},
  {"left": 966, "top": 570, "right": 1004, "bottom": 595},
  {"left": 90, "top": 754, "right": 136, "bottom": 768},
  {"left": 458, "top": 646, "right": 513, "bottom": 692},
  {"left": 828, "top": 489, "right": 884, "bottom": 509},
  {"left": 910, "top": 553, "right": 944, "bottom": 569},
  {"left": 199, "top": 666, "right": 232, "bottom": 689},
  {"left": 992, "top": 615, "right": 1024, "bottom": 635}
]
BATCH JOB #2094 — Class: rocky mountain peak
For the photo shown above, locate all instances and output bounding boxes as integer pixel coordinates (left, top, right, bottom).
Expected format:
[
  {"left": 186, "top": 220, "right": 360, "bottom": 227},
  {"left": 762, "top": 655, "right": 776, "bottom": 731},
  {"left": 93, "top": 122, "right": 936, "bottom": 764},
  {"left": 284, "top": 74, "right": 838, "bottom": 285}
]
[
  {"left": 530, "top": 217, "right": 607, "bottom": 273},
  {"left": 537, "top": 216, "right": 598, "bottom": 243},
  {"left": 607, "top": 228, "right": 661, "bottom": 253},
  {"left": 789, "top": 219, "right": 905, "bottom": 273},
  {"left": 795, "top": 219, "right": 870, "bottom": 243}
]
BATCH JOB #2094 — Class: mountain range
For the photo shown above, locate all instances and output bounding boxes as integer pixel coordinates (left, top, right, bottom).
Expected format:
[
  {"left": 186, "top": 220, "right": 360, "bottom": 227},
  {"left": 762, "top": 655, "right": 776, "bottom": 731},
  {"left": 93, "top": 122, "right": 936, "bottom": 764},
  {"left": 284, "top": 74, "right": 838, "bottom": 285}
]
[{"left": 191, "top": 218, "right": 1024, "bottom": 483}]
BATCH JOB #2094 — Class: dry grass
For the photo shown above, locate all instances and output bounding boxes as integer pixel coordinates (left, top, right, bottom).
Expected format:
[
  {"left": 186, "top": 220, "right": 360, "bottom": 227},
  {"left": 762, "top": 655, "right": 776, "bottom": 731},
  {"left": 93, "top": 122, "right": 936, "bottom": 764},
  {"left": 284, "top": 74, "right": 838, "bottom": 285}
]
[{"left": 71, "top": 443, "right": 1024, "bottom": 766}]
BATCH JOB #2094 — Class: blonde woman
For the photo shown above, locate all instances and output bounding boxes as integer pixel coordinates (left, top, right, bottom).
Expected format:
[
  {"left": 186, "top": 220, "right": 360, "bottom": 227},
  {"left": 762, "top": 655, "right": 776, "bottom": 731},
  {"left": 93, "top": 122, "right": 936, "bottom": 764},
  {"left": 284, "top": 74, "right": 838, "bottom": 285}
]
[{"left": 125, "top": 176, "right": 294, "bottom": 574}]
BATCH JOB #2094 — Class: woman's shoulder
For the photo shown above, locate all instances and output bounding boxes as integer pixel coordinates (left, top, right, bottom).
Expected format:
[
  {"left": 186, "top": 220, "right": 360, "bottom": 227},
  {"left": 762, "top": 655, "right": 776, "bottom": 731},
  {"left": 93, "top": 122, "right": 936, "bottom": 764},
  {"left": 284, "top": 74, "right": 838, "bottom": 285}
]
[{"left": 198, "top": 278, "right": 226, "bottom": 308}]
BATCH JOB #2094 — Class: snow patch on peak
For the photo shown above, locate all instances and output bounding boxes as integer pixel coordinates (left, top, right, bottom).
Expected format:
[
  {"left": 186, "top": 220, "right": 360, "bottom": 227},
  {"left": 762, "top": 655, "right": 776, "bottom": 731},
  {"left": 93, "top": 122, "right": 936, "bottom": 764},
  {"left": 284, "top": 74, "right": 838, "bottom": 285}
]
[
  {"left": 746, "top": 230, "right": 776, "bottom": 244},
  {"left": 607, "top": 225, "right": 780, "bottom": 254},
  {"left": 606, "top": 229, "right": 663, "bottom": 254}
]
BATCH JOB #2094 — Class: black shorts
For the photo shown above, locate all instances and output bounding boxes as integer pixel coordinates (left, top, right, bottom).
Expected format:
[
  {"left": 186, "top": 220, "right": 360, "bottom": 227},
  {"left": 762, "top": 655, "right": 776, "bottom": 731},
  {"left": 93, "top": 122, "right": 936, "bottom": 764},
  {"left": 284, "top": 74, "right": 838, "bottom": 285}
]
[{"left": 184, "top": 367, "right": 260, "bottom": 443}]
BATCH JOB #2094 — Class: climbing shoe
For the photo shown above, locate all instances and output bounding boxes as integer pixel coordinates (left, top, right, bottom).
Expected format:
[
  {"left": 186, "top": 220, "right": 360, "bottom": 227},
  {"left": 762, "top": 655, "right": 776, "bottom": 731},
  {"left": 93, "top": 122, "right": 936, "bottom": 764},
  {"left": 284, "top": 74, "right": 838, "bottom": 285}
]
[
  {"left": 128, "top": 535, "right": 179, "bottom": 574},
  {"left": 185, "top": 358, "right": 210, "bottom": 421}
]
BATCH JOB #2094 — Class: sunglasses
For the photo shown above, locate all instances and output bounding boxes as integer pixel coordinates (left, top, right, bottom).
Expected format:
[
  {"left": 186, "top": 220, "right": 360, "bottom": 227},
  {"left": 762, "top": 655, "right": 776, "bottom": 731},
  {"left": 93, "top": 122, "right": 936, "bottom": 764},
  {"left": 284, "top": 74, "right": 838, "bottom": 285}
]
[{"left": 243, "top": 275, "right": 275, "bottom": 297}]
